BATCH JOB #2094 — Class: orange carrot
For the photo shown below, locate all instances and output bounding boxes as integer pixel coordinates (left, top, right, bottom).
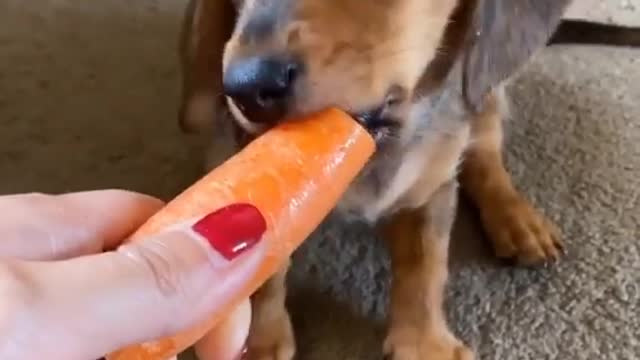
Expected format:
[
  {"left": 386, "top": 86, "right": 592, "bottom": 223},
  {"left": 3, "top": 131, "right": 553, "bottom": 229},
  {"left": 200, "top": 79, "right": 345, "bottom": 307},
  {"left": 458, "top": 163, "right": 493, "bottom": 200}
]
[{"left": 106, "top": 108, "right": 375, "bottom": 360}]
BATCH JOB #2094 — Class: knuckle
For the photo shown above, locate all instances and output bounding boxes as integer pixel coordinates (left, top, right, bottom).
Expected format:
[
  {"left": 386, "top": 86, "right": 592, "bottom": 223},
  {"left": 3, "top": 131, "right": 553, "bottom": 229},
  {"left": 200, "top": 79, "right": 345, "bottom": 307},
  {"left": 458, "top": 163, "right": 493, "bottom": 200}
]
[{"left": 117, "top": 241, "right": 186, "bottom": 301}]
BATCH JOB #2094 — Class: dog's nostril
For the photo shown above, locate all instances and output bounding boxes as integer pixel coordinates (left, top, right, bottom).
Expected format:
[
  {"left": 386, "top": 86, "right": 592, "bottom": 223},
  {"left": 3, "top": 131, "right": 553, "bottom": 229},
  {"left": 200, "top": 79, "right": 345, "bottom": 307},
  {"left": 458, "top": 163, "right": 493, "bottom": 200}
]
[
  {"left": 255, "top": 63, "right": 298, "bottom": 107},
  {"left": 223, "top": 55, "right": 300, "bottom": 124},
  {"left": 285, "top": 62, "right": 299, "bottom": 85}
]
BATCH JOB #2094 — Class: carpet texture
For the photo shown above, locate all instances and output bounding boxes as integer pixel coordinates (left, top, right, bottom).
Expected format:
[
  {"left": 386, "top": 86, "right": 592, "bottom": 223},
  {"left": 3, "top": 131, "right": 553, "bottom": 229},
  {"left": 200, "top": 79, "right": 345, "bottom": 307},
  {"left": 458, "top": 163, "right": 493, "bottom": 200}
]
[{"left": 0, "top": 0, "right": 638, "bottom": 359}]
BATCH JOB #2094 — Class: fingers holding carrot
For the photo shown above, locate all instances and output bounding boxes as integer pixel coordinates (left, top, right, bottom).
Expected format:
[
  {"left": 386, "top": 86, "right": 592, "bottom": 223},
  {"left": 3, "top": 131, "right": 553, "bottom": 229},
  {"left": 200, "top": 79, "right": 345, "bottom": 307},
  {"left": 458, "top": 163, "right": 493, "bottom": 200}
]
[
  {"left": 0, "top": 108, "right": 373, "bottom": 360},
  {"left": 107, "top": 108, "right": 374, "bottom": 360},
  {"left": 0, "top": 190, "right": 267, "bottom": 360}
]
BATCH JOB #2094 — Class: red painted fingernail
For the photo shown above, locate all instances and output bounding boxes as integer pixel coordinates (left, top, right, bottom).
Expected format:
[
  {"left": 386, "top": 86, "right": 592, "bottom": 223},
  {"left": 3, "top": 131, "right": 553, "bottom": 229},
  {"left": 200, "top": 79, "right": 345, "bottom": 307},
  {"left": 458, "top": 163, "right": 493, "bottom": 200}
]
[{"left": 192, "top": 203, "right": 266, "bottom": 260}]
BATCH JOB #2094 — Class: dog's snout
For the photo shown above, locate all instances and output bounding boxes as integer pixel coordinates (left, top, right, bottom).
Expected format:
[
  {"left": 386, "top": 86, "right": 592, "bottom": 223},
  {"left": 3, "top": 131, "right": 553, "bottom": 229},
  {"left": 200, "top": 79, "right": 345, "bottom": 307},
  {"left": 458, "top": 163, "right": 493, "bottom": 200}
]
[{"left": 223, "top": 56, "right": 300, "bottom": 124}]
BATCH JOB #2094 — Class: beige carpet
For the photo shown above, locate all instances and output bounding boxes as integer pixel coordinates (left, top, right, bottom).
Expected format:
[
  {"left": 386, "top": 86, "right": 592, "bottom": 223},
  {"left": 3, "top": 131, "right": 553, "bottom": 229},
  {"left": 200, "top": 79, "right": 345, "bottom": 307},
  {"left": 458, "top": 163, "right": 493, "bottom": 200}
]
[{"left": 1, "top": 0, "right": 638, "bottom": 359}]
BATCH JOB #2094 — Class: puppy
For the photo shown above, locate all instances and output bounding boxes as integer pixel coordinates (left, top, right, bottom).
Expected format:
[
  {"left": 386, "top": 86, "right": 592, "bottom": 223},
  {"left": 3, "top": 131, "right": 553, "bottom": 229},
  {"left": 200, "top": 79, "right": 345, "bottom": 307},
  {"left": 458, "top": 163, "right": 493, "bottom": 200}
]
[{"left": 176, "top": 1, "right": 637, "bottom": 359}]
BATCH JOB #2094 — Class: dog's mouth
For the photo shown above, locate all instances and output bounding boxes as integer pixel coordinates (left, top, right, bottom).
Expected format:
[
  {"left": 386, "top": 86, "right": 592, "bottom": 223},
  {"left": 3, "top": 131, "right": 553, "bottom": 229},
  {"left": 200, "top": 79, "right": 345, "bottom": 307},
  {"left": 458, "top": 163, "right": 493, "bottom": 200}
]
[
  {"left": 351, "top": 105, "right": 400, "bottom": 143},
  {"left": 229, "top": 100, "right": 400, "bottom": 146},
  {"left": 352, "top": 86, "right": 405, "bottom": 143}
]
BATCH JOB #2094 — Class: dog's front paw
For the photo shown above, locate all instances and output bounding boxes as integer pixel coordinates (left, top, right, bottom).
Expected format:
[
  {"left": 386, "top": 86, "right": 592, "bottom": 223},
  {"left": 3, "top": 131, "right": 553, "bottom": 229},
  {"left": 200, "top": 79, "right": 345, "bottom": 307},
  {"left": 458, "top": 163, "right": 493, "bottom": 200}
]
[
  {"left": 481, "top": 193, "right": 564, "bottom": 265},
  {"left": 383, "top": 327, "right": 474, "bottom": 360},
  {"left": 244, "top": 312, "right": 295, "bottom": 360}
]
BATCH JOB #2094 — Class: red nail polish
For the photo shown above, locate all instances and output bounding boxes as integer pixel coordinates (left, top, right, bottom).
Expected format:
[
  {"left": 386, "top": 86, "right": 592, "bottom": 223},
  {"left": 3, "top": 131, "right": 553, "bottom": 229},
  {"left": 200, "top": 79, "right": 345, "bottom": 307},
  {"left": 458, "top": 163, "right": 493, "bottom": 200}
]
[{"left": 192, "top": 203, "right": 266, "bottom": 260}]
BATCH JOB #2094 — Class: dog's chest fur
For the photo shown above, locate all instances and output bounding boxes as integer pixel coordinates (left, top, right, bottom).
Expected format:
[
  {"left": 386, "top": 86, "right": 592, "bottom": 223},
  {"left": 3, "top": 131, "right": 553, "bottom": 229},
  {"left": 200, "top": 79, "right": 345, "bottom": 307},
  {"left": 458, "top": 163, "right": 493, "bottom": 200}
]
[{"left": 336, "top": 84, "right": 472, "bottom": 224}]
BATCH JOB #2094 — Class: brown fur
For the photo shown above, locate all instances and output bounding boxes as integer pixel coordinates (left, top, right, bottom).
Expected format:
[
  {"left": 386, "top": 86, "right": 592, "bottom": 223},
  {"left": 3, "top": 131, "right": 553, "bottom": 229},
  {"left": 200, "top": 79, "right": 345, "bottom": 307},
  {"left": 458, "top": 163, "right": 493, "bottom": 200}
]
[
  {"left": 178, "top": 0, "right": 235, "bottom": 133},
  {"left": 380, "top": 181, "right": 474, "bottom": 360},
  {"left": 459, "top": 91, "right": 563, "bottom": 265},
  {"left": 178, "top": 0, "right": 573, "bottom": 358}
]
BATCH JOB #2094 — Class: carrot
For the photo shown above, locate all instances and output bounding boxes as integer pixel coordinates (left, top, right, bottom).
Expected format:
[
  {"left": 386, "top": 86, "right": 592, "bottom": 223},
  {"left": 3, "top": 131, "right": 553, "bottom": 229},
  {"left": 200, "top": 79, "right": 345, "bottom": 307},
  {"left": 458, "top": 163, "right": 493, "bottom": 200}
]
[{"left": 105, "top": 108, "right": 375, "bottom": 360}]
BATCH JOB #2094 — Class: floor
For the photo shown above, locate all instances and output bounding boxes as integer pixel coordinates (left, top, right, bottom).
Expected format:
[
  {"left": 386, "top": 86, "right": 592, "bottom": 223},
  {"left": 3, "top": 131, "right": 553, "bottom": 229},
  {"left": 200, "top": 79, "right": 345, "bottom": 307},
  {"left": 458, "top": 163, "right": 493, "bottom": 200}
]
[{"left": 0, "top": 0, "right": 638, "bottom": 359}]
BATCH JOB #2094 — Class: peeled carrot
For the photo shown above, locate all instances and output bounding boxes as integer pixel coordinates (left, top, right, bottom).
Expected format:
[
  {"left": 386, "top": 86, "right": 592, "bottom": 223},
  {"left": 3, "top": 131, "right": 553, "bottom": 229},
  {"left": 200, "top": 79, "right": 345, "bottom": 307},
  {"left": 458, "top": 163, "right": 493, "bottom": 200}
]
[{"left": 105, "top": 108, "right": 375, "bottom": 360}]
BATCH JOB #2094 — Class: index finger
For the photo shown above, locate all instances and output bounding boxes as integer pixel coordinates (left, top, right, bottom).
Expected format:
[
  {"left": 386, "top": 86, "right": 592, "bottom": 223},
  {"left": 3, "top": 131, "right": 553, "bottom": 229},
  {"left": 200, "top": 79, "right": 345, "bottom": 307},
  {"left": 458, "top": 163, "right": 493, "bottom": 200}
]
[{"left": 0, "top": 190, "right": 164, "bottom": 260}]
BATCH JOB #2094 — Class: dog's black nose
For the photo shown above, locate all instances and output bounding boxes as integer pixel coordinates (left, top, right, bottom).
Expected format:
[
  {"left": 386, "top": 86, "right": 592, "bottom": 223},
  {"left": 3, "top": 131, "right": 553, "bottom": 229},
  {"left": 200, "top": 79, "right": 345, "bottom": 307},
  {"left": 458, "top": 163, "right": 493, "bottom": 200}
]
[{"left": 223, "top": 56, "right": 300, "bottom": 124}]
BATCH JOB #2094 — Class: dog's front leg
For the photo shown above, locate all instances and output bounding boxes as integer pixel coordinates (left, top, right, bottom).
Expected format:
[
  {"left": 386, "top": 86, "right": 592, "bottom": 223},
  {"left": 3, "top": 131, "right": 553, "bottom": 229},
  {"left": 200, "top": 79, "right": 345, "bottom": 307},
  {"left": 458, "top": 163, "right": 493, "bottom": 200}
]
[
  {"left": 380, "top": 181, "right": 473, "bottom": 360},
  {"left": 244, "top": 260, "right": 296, "bottom": 360},
  {"left": 460, "top": 90, "right": 564, "bottom": 265}
]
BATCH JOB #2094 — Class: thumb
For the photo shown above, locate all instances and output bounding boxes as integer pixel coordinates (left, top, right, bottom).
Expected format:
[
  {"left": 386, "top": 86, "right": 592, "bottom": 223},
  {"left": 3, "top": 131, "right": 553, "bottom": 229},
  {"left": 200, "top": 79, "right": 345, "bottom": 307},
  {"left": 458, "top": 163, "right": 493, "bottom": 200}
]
[{"left": 5, "top": 203, "right": 266, "bottom": 360}]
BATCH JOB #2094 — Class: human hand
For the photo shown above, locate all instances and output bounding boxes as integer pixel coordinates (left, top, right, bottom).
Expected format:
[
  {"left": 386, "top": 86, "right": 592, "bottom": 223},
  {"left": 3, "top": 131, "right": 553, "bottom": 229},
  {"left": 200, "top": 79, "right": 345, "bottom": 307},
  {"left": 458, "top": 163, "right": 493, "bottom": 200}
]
[{"left": 0, "top": 189, "right": 267, "bottom": 360}]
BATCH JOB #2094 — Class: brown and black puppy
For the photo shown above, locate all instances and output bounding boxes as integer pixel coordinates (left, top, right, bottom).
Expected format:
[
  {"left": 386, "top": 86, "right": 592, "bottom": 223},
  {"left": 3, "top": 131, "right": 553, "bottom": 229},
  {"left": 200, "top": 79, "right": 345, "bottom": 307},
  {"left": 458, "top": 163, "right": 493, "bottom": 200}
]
[{"left": 175, "top": 0, "right": 622, "bottom": 359}]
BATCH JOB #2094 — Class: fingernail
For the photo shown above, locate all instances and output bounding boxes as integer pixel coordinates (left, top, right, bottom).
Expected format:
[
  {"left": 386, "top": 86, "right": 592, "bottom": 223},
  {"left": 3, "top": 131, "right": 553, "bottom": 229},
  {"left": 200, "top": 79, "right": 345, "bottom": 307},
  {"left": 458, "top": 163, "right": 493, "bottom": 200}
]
[{"left": 192, "top": 203, "right": 267, "bottom": 260}]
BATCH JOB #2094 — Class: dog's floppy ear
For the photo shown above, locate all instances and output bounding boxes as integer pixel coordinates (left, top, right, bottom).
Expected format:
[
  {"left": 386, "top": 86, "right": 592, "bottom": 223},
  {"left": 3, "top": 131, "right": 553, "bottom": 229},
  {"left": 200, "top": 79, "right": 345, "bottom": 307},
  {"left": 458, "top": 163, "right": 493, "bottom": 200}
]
[
  {"left": 461, "top": 0, "right": 572, "bottom": 111},
  {"left": 178, "top": 0, "right": 236, "bottom": 133}
]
